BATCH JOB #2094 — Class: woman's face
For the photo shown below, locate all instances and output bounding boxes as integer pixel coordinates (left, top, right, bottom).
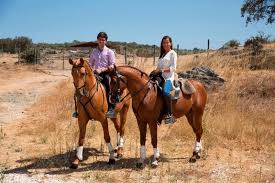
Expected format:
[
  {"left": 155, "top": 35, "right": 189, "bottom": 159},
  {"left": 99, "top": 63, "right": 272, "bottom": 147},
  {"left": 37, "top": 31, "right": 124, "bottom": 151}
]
[{"left": 162, "top": 38, "right": 172, "bottom": 52}]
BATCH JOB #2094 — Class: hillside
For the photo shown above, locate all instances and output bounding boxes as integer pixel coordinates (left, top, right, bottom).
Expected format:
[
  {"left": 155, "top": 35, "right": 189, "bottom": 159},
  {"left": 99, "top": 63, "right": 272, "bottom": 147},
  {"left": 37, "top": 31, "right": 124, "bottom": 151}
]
[{"left": 0, "top": 43, "right": 274, "bottom": 182}]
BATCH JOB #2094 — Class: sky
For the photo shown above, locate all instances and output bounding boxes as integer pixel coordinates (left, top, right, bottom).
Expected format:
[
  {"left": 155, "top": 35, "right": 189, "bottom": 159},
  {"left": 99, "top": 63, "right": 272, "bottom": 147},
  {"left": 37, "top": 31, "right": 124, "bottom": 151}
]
[{"left": 0, "top": 0, "right": 274, "bottom": 49}]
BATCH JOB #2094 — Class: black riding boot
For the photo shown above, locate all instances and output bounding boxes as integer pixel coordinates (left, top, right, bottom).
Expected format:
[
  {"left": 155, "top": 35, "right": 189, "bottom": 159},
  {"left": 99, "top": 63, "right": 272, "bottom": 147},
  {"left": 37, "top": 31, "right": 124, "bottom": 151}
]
[
  {"left": 102, "top": 74, "right": 116, "bottom": 118},
  {"left": 164, "top": 96, "right": 176, "bottom": 124}
]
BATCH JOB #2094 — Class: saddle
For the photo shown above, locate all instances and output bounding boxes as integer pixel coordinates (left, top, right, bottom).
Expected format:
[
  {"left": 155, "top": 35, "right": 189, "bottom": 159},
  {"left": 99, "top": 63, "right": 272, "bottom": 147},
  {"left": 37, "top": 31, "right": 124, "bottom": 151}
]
[{"left": 152, "top": 73, "right": 196, "bottom": 100}]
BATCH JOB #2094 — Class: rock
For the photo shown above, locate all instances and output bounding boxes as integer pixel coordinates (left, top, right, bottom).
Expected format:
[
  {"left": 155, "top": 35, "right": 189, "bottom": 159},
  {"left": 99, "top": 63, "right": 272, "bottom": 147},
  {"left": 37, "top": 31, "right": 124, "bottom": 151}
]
[{"left": 178, "top": 66, "right": 225, "bottom": 90}]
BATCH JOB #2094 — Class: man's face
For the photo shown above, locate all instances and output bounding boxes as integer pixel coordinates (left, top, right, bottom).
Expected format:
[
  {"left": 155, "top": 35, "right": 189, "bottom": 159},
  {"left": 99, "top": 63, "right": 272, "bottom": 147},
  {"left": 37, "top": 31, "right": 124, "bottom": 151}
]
[{"left": 97, "top": 37, "right": 107, "bottom": 48}]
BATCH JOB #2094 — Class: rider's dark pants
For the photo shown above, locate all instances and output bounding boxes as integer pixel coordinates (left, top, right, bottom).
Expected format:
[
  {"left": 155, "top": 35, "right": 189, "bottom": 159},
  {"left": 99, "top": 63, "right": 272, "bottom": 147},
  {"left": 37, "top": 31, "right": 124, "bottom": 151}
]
[{"left": 99, "top": 72, "right": 115, "bottom": 110}]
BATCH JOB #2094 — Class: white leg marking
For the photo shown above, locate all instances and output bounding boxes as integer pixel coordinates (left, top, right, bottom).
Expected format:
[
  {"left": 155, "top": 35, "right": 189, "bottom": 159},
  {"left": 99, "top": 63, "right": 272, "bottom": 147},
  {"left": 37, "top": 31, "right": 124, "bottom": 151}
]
[
  {"left": 194, "top": 140, "right": 202, "bottom": 152},
  {"left": 107, "top": 142, "right": 115, "bottom": 159},
  {"left": 118, "top": 136, "right": 124, "bottom": 148},
  {"left": 76, "top": 146, "right": 83, "bottom": 161},
  {"left": 152, "top": 147, "right": 160, "bottom": 166},
  {"left": 153, "top": 148, "right": 160, "bottom": 159},
  {"left": 140, "top": 145, "right": 146, "bottom": 162}
]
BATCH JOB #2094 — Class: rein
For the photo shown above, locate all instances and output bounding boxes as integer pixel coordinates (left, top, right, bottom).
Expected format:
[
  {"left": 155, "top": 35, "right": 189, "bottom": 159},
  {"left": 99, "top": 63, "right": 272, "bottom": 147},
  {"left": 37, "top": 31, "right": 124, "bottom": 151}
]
[{"left": 119, "top": 79, "right": 152, "bottom": 102}]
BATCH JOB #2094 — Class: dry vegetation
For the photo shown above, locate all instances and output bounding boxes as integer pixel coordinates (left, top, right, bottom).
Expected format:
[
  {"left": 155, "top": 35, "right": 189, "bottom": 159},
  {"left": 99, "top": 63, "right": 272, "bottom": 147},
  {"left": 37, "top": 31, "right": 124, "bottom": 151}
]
[{"left": 0, "top": 45, "right": 275, "bottom": 182}]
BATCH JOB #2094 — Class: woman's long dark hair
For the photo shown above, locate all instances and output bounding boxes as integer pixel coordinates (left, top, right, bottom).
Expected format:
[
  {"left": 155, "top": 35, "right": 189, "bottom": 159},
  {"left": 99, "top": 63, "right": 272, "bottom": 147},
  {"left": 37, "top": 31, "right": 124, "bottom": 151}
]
[{"left": 159, "top": 36, "right": 173, "bottom": 58}]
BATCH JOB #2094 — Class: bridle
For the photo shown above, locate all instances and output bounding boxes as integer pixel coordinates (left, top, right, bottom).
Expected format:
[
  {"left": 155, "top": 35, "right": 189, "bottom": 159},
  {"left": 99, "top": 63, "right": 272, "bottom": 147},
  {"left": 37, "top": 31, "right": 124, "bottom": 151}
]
[
  {"left": 110, "top": 66, "right": 154, "bottom": 103},
  {"left": 72, "top": 64, "right": 105, "bottom": 119},
  {"left": 72, "top": 65, "right": 89, "bottom": 97}
]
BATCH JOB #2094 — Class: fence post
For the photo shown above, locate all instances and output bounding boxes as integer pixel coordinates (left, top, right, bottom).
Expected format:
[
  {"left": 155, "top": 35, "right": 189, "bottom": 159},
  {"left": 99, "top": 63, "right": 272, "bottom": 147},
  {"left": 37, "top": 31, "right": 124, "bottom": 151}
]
[
  {"left": 153, "top": 45, "right": 156, "bottom": 65},
  {"left": 207, "top": 39, "right": 210, "bottom": 59},
  {"left": 62, "top": 49, "right": 65, "bottom": 70},
  {"left": 124, "top": 46, "right": 127, "bottom": 65},
  {"left": 1, "top": 45, "right": 3, "bottom": 57},
  {"left": 176, "top": 44, "right": 179, "bottom": 55}
]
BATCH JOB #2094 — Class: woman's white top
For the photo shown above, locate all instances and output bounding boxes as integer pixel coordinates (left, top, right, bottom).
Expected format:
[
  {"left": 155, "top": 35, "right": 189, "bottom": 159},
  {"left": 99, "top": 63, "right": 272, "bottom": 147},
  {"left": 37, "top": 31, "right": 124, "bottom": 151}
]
[{"left": 157, "top": 50, "right": 177, "bottom": 81}]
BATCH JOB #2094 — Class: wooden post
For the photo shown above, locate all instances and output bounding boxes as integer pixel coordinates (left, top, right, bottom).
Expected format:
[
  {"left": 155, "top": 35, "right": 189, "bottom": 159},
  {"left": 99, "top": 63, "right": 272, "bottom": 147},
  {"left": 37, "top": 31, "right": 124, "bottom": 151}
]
[
  {"left": 124, "top": 46, "right": 127, "bottom": 65},
  {"left": 177, "top": 44, "right": 179, "bottom": 55},
  {"left": 35, "top": 47, "right": 38, "bottom": 65},
  {"left": 207, "top": 39, "right": 210, "bottom": 59},
  {"left": 153, "top": 45, "right": 156, "bottom": 65},
  {"left": 62, "top": 50, "right": 65, "bottom": 70}
]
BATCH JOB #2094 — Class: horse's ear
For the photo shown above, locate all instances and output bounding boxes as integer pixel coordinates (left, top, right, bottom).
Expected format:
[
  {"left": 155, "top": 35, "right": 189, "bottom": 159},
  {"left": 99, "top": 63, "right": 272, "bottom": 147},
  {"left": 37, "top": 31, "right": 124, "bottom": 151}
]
[
  {"left": 80, "top": 58, "right": 84, "bottom": 65},
  {"left": 69, "top": 58, "right": 74, "bottom": 65}
]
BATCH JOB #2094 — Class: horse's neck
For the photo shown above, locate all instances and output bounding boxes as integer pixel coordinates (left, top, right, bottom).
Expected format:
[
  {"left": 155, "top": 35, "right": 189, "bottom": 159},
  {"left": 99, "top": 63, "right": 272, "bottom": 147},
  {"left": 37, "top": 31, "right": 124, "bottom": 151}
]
[
  {"left": 85, "top": 65, "right": 97, "bottom": 88},
  {"left": 118, "top": 68, "right": 149, "bottom": 93}
]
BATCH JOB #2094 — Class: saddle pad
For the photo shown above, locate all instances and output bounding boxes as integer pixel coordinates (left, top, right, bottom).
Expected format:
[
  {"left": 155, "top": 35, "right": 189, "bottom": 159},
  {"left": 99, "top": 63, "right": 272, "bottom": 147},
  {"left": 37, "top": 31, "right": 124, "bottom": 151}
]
[{"left": 178, "top": 78, "right": 196, "bottom": 95}]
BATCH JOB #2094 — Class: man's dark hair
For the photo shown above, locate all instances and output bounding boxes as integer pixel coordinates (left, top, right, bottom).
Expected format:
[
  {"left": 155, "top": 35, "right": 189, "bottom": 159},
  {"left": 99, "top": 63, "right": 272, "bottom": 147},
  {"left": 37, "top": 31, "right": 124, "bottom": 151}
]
[{"left": 97, "top": 32, "right": 108, "bottom": 41}]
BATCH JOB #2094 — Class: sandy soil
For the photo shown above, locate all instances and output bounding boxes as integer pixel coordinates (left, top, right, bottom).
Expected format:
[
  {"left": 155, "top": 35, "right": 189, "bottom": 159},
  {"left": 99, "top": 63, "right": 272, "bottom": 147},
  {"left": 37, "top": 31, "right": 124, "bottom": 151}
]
[{"left": 0, "top": 53, "right": 274, "bottom": 183}]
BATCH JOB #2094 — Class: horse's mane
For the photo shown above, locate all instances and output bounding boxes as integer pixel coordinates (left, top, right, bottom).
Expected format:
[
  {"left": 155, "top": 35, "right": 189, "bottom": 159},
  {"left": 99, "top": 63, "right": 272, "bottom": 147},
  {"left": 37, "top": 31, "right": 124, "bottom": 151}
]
[
  {"left": 118, "top": 65, "right": 149, "bottom": 78},
  {"left": 81, "top": 59, "right": 93, "bottom": 75}
]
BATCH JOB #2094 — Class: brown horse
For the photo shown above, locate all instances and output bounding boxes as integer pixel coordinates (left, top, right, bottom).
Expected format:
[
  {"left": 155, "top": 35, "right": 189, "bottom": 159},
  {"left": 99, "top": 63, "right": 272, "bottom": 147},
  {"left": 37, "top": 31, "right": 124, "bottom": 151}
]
[
  {"left": 110, "top": 66, "right": 207, "bottom": 167},
  {"left": 69, "top": 58, "right": 131, "bottom": 169}
]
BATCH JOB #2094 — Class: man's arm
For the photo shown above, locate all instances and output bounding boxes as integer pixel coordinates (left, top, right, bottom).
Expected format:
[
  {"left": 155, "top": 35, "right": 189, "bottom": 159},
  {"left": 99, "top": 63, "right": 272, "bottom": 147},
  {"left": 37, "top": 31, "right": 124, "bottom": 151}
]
[
  {"left": 88, "top": 51, "right": 95, "bottom": 69},
  {"left": 100, "top": 49, "right": 115, "bottom": 73},
  {"left": 108, "top": 49, "right": 115, "bottom": 69}
]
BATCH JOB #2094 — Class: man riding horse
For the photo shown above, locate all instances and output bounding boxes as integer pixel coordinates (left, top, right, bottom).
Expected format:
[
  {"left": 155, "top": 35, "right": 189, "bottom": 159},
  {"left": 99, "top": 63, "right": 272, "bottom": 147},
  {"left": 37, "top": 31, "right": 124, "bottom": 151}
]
[{"left": 89, "top": 32, "right": 117, "bottom": 118}]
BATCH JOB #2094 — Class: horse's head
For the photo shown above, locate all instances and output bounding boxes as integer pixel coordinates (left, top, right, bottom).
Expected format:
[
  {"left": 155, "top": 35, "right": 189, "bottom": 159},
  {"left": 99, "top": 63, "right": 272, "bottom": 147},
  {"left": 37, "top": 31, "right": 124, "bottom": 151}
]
[{"left": 69, "top": 58, "right": 91, "bottom": 97}]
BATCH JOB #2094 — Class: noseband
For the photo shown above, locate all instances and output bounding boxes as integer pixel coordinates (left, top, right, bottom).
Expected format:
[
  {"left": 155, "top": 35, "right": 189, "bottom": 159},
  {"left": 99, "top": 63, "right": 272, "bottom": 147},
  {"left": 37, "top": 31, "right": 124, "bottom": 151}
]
[{"left": 72, "top": 65, "right": 89, "bottom": 97}]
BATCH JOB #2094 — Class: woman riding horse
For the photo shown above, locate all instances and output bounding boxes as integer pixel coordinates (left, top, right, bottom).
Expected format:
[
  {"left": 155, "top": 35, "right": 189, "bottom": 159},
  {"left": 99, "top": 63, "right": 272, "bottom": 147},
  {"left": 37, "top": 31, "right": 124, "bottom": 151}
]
[
  {"left": 150, "top": 35, "right": 177, "bottom": 124},
  {"left": 109, "top": 39, "right": 207, "bottom": 167}
]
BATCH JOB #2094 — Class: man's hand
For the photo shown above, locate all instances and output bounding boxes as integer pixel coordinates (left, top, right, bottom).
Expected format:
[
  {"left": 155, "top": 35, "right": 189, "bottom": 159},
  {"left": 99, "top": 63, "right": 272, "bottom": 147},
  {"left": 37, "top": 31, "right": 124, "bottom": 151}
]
[
  {"left": 95, "top": 68, "right": 102, "bottom": 74},
  {"left": 108, "top": 65, "right": 115, "bottom": 72}
]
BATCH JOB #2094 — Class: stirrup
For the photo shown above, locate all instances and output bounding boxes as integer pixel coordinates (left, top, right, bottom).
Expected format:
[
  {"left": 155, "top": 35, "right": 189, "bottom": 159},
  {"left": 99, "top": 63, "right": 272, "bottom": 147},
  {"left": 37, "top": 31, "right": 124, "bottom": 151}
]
[
  {"left": 164, "top": 115, "right": 176, "bottom": 124},
  {"left": 106, "top": 109, "right": 116, "bottom": 118}
]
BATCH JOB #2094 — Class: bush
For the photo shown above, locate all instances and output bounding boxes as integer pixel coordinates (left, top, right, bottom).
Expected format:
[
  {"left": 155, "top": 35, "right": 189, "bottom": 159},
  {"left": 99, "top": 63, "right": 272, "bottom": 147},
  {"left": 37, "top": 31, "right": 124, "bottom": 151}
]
[
  {"left": 19, "top": 48, "right": 40, "bottom": 64},
  {"left": 222, "top": 40, "right": 240, "bottom": 49},
  {"left": 0, "top": 36, "right": 32, "bottom": 53}
]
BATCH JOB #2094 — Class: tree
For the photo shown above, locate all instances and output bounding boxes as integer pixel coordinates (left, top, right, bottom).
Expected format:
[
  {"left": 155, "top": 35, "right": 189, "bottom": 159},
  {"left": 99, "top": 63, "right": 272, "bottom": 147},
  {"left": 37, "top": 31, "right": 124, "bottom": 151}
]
[{"left": 241, "top": 0, "right": 275, "bottom": 25}]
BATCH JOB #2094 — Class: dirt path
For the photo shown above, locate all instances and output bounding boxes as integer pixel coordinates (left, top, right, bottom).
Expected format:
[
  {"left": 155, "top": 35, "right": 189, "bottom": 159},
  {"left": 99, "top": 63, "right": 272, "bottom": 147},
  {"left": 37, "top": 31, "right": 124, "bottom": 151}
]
[
  {"left": 0, "top": 69, "right": 70, "bottom": 124},
  {"left": 0, "top": 54, "right": 70, "bottom": 124}
]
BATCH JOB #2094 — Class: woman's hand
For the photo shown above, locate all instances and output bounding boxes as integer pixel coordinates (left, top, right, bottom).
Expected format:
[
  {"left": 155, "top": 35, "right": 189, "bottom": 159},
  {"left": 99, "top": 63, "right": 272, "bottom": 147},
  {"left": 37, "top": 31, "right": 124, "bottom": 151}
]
[{"left": 150, "top": 68, "right": 161, "bottom": 76}]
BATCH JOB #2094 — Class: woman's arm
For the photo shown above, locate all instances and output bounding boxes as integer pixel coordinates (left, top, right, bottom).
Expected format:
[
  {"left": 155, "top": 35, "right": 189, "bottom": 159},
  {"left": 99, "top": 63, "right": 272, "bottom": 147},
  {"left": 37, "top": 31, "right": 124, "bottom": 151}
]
[{"left": 162, "top": 51, "right": 177, "bottom": 73}]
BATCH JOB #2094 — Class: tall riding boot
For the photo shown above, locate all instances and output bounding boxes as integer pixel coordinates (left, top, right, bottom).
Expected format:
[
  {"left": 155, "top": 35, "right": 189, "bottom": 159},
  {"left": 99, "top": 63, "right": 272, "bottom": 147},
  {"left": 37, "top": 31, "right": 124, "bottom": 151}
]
[
  {"left": 105, "top": 76, "right": 116, "bottom": 118},
  {"left": 164, "top": 96, "right": 176, "bottom": 124}
]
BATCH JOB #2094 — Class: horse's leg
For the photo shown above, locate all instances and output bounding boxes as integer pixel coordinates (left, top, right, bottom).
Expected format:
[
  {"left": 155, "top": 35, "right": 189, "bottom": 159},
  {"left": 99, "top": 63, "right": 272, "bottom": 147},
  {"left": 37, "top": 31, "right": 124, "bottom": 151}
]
[
  {"left": 110, "top": 117, "right": 121, "bottom": 157},
  {"left": 70, "top": 112, "right": 89, "bottom": 169},
  {"left": 148, "top": 121, "right": 160, "bottom": 167},
  {"left": 186, "top": 110, "right": 203, "bottom": 163},
  {"left": 136, "top": 121, "right": 147, "bottom": 168},
  {"left": 116, "top": 104, "right": 130, "bottom": 158},
  {"left": 101, "top": 118, "right": 116, "bottom": 164}
]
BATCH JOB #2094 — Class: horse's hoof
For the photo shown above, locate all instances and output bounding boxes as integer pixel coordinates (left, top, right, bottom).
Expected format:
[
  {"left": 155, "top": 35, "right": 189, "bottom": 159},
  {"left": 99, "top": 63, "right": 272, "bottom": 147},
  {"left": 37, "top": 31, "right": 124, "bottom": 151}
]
[
  {"left": 136, "top": 162, "right": 144, "bottom": 169},
  {"left": 70, "top": 163, "right": 78, "bottom": 169},
  {"left": 192, "top": 151, "right": 201, "bottom": 160},
  {"left": 108, "top": 158, "right": 116, "bottom": 165},
  {"left": 151, "top": 160, "right": 158, "bottom": 168},
  {"left": 189, "top": 157, "right": 197, "bottom": 163}
]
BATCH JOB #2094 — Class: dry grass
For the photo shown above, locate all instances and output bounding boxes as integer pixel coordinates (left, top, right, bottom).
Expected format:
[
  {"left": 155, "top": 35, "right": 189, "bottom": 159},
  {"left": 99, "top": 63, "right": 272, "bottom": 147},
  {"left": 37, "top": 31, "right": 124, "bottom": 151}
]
[{"left": 1, "top": 48, "right": 275, "bottom": 182}]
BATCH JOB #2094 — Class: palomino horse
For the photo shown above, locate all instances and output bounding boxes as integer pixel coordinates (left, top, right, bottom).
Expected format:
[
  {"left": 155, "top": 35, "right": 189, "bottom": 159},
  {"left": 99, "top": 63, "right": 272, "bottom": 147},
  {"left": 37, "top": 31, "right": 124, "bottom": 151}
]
[
  {"left": 110, "top": 66, "right": 207, "bottom": 167},
  {"left": 69, "top": 58, "right": 131, "bottom": 169}
]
